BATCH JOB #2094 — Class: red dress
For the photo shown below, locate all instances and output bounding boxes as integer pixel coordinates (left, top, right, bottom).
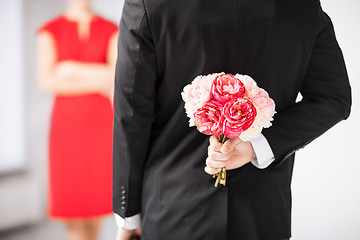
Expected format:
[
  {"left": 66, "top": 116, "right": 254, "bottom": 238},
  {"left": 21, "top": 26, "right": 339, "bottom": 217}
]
[{"left": 38, "top": 15, "right": 117, "bottom": 219}]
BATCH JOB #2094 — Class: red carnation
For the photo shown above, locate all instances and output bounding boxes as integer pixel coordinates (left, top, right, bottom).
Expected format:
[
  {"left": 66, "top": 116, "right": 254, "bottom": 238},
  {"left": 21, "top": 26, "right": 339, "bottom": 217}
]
[
  {"left": 211, "top": 74, "right": 245, "bottom": 104},
  {"left": 194, "top": 100, "right": 224, "bottom": 136},
  {"left": 222, "top": 98, "right": 257, "bottom": 138}
]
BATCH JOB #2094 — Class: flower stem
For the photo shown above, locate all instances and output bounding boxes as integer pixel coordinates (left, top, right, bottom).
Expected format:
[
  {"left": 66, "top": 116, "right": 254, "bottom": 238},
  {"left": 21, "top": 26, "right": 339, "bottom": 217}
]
[
  {"left": 214, "top": 134, "right": 228, "bottom": 187},
  {"left": 217, "top": 134, "right": 229, "bottom": 144}
]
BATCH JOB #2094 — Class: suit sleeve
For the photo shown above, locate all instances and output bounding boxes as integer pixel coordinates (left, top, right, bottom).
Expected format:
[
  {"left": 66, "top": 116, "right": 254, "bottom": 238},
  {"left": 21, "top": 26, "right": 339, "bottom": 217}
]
[
  {"left": 262, "top": 11, "right": 352, "bottom": 164},
  {"left": 113, "top": 0, "right": 157, "bottom": 217}
]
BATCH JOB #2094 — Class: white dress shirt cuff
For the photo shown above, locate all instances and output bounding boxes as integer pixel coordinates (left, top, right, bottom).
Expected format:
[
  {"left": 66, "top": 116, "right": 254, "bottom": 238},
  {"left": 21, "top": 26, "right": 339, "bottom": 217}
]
[
  {"left": 114, "top": 213, "right": 141, "bottom": 230},
  {"left": 250, "top": 133, "right": 275, "bottom": 169}
]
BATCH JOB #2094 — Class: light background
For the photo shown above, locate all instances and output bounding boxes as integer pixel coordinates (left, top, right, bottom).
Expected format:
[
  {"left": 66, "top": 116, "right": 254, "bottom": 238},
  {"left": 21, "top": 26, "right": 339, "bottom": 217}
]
[
  {"left": 0, "top": 0, "right": 25, "bottom": 172},
  {"left": 292, "top": 0, "right": 360, "bottom": 239},
  {"left": 0, "top": 0, "right": 359, "bottom": 239}
]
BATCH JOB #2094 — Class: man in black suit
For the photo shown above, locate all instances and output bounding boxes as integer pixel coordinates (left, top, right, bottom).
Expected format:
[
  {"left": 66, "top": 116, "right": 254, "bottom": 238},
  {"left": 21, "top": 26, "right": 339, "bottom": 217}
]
[{"left": 113, "top": 0, "right": 351, "bottom": 239}]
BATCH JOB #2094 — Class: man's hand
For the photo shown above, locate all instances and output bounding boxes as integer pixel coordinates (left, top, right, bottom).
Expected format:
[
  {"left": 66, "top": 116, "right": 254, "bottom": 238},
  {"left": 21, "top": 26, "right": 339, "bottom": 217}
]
[
  {"left": 116, "top": 228, "right": 141, "bottom": 240},
  {"left": 204, "top": 136, "right": 256, "bottom": 175}
]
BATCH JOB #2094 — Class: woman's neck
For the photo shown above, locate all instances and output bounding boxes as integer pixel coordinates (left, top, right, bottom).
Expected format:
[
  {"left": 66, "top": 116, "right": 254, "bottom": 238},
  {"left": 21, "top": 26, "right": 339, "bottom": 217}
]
[{"left": 64, "top": 4, "right": 94, "bottom": 22}]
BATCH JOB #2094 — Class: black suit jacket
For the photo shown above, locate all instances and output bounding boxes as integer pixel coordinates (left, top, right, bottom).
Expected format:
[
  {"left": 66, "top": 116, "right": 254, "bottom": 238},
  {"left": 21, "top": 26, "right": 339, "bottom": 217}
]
[{"left": 113, "top": 0, "right": 351, "bottom": 239}]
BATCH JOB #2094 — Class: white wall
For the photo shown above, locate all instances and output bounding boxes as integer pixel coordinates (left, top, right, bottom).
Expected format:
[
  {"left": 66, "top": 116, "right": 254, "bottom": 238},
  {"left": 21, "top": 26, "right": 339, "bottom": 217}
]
[
  {"left": 0, "top": 0, "right": 25, "bottom": 172},
  {"left": 292, "top": 0, "right": 360, "bottom": 239},
  {"left": 0, "top": 0, "right": 43, "bottom": 230},
  {"left": 92, "top": 0, "right": 124, "bottom": 23}
]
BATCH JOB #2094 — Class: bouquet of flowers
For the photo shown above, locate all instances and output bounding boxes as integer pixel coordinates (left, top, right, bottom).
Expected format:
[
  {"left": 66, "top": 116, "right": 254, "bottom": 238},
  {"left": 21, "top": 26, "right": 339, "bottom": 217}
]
[{"left": 181, "top": 73, "right": 276, "bottom": 187}]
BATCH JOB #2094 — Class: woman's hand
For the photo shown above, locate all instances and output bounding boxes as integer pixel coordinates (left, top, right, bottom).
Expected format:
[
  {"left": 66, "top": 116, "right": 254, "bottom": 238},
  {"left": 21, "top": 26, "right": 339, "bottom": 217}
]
[
  {"left": 55, "top": 61, "right": 112, "bottom": 98},
  {"left": 204, "top": 136, "right": 256, "bottom": 175},
  {"left": 54, "top": 61, "right": 77, "bottom": 80}
]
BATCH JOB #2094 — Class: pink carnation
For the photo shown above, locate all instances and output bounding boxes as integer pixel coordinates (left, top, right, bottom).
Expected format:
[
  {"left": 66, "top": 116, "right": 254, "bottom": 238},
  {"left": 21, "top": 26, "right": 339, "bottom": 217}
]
[
  {"left": 234, "top": 74, "right": 276, "bottom": 140},
  {"left": 211, "top": 74, "right": 245, "bottom": 104},
  {"left": 182, "top": 73, "right": 222, "bottom": 126},
  {"left": 222, "top": 98, "right": 257, "bottom": 138},
  {"left": 251, "top": 89, "right": 276, "bottom": 127},
  {"left": 235, "top": 74, "right": 258, "bottom": 98},
  {"left": 194, "top": 100, "right": 224, "bottom": 136}
]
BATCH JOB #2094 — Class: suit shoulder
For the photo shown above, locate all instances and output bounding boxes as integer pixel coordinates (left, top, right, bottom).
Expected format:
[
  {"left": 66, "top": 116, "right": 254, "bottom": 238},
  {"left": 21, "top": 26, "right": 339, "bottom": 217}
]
[{"left": 122, "top": 0, "right": 147, "bottom": 29}]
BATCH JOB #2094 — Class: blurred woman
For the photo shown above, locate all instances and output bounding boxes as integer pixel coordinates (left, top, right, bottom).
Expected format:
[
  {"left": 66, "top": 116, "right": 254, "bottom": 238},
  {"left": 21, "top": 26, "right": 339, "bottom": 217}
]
[{"left": 36, "top": 0, "right": 118, "bottom": 239}]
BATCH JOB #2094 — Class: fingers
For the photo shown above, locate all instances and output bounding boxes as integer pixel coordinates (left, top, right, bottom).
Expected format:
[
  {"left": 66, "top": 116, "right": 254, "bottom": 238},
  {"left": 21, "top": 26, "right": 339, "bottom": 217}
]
[
  {"left": 207, "top": 151, "right": 229, "bottom": 161},
  {"left": 205, "top": 136, "right": 245, "bottom": 175},
  {"left": 204, "top": 166, "right": 221, "bottom": 175},
  {"left": 224, "top": 141, "right": 256, "bottom": 170},
  {"left": 206, "top": 157, "right": 227, "bottom": 169},
  {"left": 207, "top": 137, "right": 229, "bottom": 169},
  {"left": 221, "top": 137, "right": 242, "bottom": 154},
  {"left": 209, "top": 136, "right": 222, "bottom": 152}
]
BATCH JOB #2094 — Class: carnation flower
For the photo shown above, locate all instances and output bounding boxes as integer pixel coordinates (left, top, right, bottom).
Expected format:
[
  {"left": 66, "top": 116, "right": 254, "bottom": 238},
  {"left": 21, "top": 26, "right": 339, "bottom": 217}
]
[
  {"left": 194, "top": 100, "right": 224, "bottom": 136},
  {"left": 222, "top": 98, "right": 257, "bottom": 138},
  {"left": 239, "top": 107, "right": 264, "bottom": 141},
  {"left": 250, "top": 89, "right": 276, "bottom": 128},
  {"left": 182, "top": 73, "right": 222, "bottom": 126},
  {"left": 235, "top": 74, "right": 258, "bottom": 98},
  {"left": 211, "top": 74, "right": 245, "bottom": 104},
  {"left": 234, "top": 74, "right": 276, "bottom": 140}
]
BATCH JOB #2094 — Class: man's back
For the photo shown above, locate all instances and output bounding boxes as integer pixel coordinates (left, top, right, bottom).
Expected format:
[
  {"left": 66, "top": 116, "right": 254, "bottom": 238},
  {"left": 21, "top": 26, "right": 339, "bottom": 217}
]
[{"left": 113, "top": 1, "right": 351, "bottom": 239}]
